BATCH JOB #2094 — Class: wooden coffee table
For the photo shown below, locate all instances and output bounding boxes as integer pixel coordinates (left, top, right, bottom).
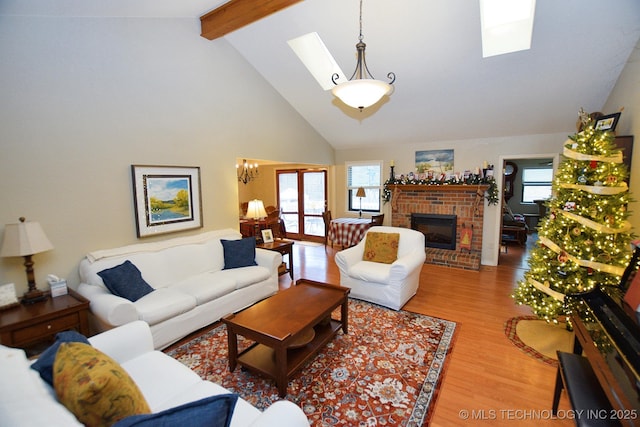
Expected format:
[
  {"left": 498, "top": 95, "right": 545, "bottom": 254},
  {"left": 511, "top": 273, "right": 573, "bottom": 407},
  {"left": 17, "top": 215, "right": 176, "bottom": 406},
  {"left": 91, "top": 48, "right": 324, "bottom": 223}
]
[{"left": 222, "top": 279, "right": 350, "bottom": 397}]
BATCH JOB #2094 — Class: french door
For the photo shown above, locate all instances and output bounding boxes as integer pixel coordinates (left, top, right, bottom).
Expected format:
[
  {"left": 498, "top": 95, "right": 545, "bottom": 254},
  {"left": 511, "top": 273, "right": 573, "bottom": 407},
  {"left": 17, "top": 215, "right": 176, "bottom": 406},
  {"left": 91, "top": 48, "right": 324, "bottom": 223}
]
[{"left": 277, "top": 169, "right": 327, "bottom": 241}]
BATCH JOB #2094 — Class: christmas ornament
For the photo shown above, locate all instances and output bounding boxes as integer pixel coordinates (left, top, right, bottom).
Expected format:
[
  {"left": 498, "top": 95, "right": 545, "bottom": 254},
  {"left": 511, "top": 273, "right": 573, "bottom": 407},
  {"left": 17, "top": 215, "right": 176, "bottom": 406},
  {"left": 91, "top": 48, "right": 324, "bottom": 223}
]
[{"left": 558, "top": 252, "right": 569, "bottom": 263}]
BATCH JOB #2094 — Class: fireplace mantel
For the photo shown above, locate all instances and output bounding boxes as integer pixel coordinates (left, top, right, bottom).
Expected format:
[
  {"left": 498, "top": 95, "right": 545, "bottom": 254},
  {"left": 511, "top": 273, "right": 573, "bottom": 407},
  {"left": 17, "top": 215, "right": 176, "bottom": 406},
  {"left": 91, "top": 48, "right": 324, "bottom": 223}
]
[
  {"left": 387, "top": 184, "right": 489, "bottom": 191},
  {"left": 389, "top": 184, "right": 487, "bottom": 270},
  {"left": 388, "top": 184, "right": 488, "bottom": 211}
]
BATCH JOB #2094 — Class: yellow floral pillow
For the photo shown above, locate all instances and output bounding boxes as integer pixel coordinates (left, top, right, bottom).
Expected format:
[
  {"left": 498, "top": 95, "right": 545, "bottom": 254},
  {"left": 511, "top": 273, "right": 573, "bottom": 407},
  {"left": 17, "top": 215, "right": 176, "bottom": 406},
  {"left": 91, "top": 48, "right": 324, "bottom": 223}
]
[
  {"left": 53, "top": 342, "right": 150, "bottom": 427},
  {"left": 363, "top": 232, "right": 400, "bottom": 264}
]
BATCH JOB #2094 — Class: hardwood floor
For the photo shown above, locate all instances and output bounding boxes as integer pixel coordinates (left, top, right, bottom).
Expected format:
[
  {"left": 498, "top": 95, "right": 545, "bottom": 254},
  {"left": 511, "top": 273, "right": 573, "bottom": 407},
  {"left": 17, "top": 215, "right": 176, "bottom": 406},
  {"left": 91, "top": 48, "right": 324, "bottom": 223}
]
[{"left": 283, "top": 237, "right": 573, "bottom": 426}]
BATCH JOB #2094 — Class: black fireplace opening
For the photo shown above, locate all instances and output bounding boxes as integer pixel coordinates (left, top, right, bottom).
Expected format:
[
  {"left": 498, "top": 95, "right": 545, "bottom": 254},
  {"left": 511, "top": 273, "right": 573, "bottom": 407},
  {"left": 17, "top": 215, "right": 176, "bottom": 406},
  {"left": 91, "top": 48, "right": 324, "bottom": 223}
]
[{"left": 411, "top": 214, "right": 457, "bottom": 250}]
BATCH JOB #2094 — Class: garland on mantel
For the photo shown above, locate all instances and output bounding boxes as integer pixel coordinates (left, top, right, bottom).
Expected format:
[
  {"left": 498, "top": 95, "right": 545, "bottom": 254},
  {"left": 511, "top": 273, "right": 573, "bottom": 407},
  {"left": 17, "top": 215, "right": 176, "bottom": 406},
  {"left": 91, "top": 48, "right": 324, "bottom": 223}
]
[{"left": 382, "top": 176, "right": 499, "bottom": 206}]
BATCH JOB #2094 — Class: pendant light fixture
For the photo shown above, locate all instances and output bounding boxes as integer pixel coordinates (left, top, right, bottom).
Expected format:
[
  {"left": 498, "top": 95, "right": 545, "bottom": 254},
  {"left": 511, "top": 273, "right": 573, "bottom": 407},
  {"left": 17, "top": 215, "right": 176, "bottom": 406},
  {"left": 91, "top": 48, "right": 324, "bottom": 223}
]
[
  {"left": 331, "top": 0, "right": 395, "bottom": 111},
  {"left": 236, "top": 159, "right": 259, "bottom": 184}
]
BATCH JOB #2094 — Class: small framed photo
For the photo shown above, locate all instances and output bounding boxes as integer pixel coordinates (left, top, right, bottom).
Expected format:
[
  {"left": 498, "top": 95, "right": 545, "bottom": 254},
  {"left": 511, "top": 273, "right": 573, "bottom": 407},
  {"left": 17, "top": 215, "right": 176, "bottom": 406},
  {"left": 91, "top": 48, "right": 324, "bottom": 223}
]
[
  {"left": 261, "top": 228, "right": 274, "bottom": 243},
  {"left": 0, "top": 283, "right": 19, "bottom": 310},
  {"left": 131, "top": 165, "right": 203, "bottom": 237},
  {"left": 594, "top": 113, "right": 621, "bottom": 132}
]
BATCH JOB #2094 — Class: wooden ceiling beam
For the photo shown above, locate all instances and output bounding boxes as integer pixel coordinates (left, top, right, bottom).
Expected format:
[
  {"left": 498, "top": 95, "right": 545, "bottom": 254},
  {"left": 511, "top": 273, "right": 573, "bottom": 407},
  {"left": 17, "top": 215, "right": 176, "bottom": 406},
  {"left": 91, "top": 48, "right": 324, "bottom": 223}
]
[{"left": 200, "top": 0, "right": 302, "bottom": 40}]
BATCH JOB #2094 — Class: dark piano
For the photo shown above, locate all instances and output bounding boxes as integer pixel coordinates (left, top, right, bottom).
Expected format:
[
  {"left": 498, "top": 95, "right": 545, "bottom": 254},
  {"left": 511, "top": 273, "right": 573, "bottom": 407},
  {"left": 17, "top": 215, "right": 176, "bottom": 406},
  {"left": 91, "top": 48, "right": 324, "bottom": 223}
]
[{"left": 570, "top": 246, "right": 640, "bottom": 426}]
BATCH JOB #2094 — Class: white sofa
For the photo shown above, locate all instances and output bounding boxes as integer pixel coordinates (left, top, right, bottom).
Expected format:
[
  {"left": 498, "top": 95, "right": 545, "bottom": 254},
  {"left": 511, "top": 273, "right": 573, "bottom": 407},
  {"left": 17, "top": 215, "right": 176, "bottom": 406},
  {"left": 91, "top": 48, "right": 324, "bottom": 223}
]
[
  {"left": 77, "top": 229, "right": 280, "bottom": 349},
  {"left": 335, "top": 226, "right": 426, "bottom": 310},
  {"left": 0, "top": 321, "right": 308, "bottom": 427}
]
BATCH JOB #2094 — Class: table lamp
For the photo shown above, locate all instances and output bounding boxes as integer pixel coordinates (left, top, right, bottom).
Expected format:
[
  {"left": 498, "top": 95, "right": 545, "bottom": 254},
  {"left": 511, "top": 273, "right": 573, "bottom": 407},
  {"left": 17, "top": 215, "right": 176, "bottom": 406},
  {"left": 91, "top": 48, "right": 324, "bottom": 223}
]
[
  {"left": 246, "top": 200, "right": 267, "bottom": 240},
  {"left": 0, "top": 217, "right": 54, "bottom": 304},
  {"left": 356, "top": 187, "right": 366, "bottom": 218}
]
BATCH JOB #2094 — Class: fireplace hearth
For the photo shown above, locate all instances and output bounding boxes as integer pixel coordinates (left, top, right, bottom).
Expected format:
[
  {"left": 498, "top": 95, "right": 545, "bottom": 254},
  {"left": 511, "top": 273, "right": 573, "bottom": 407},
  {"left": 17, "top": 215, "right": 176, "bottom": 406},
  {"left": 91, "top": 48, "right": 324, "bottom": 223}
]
[{"left": 411, "top": 214, "right": 457, "bottom": 250}]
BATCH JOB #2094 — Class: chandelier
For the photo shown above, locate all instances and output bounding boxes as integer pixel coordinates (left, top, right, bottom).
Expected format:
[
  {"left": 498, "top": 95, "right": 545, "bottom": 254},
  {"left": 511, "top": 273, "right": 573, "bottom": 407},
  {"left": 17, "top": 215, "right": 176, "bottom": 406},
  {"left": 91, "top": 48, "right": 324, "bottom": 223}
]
[
  {"left": 331, "top": 0, "right": 395, "bottom": 111},
  {"left": 236, "top": 159, "right": 259, "bottom": 184}
]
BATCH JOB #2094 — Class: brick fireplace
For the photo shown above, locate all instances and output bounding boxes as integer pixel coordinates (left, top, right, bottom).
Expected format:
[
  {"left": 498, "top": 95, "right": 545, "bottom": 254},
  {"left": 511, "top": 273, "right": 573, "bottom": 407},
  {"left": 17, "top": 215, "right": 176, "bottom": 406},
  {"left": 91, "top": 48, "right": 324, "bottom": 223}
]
[{"left": 389, "top": 184, "right": 487, "bottom": 270}]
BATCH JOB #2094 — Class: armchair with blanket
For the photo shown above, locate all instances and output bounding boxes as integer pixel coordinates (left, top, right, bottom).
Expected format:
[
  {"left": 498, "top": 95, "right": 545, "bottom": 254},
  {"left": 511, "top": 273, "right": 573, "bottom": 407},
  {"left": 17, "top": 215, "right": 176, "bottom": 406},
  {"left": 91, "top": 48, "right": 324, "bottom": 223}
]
[{"left": 502, "top": 204, "right": 529, "bottom": 245}]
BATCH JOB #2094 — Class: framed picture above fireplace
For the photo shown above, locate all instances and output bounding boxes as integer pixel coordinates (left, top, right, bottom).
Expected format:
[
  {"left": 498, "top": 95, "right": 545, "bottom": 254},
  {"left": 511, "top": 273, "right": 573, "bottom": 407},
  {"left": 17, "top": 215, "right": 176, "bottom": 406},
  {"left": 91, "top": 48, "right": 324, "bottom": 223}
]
[{"left": 415, "top": 149, "right": 454, "bottom": 176}]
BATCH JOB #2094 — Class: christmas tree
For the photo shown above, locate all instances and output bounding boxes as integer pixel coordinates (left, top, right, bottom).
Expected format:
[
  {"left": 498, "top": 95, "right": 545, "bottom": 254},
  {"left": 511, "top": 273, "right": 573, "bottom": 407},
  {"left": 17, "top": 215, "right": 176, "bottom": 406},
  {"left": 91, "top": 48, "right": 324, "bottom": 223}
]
[{"left": 513, "top": 110, "right": 635, "bottom": 322}]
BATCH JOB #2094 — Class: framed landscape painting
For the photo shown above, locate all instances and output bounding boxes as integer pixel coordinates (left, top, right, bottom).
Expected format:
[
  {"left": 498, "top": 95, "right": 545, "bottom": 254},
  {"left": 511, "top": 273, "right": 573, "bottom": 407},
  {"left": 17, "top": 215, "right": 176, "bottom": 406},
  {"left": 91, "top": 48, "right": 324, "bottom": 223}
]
[
  {"left": 415, "top": 149, "right": 454, "bottom": 175},
  {"left": 131, "top": 165, "right": 203, "bottom": 237}
]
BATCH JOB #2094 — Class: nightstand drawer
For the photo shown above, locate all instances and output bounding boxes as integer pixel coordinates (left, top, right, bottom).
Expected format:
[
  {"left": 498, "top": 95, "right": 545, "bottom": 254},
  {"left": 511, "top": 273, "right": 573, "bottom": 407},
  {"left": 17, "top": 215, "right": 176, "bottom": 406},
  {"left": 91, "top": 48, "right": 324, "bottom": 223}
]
[{"left": 11, "top": 313, "right": 80, "bottom": 346}]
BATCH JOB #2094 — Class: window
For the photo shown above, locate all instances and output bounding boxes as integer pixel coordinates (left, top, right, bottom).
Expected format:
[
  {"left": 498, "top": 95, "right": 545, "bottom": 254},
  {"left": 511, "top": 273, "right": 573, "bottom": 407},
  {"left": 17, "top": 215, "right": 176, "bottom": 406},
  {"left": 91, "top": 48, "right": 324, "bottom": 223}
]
[
  {"left": 522, "top": 167, "right": 553, "bottom": 202},
  {"left": 346, "top": 161, "right": 382, "bottom": 213}
]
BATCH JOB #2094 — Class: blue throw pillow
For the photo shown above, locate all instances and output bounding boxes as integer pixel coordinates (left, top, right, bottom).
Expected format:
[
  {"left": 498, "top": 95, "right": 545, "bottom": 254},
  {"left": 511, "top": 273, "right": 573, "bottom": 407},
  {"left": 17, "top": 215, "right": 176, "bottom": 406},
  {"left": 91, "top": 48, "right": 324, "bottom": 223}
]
[
  {"left": 221, "top": 238, "right": 258, "bottom": 270},
  {"left": 97, "top": 260, "right": 154, "bottom": 302},
  {"left": 30, "top": 330, "right": 90, "bottom": 386},
  {"left": 113, "top": 394, "right": 238, "bottom": 427}
]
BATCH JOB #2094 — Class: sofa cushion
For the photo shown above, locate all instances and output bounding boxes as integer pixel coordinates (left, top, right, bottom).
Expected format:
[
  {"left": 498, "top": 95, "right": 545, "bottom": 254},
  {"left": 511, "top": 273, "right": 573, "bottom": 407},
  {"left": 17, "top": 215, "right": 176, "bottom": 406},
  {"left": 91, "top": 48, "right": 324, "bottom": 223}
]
[
  {"left": 119, "top": 349, "right": 203, "bottom": 410},
  {"left": 112, "top": 394, "right": 237, "bottom": 427},
  {"left": 171, "top": 272, "right": 236, "bottom": 305},
  {"left": 97, "top": 260, "right": 154, "bottom": 302},
  {"left": 221, "top": 238, "right": 258, "bottom": 269},
  {"left": 134, "top": 288, "right": 196, "bottom": 326},
  {"left": 31, "top": 330, "right": 90, "bottom": 386},
  {"left": 53, "top": 342, "right": 151, "bottom": 427},
  {"left": 216, "top": 266, "right": 271, "bottom": 290},
  {"left": 362, "top": 232, "right": 400, "bottom": 264}
]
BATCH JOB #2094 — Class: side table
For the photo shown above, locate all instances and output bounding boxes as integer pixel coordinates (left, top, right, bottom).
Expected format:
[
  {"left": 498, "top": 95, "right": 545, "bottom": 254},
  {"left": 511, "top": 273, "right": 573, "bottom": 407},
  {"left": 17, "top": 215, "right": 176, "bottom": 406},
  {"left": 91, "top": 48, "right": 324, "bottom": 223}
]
[
  {"left": 0, "top": 289, "right": 90, "bottom": 356},
  {"left": 257, "top": 239, "right": 294, "bottom": 280}
]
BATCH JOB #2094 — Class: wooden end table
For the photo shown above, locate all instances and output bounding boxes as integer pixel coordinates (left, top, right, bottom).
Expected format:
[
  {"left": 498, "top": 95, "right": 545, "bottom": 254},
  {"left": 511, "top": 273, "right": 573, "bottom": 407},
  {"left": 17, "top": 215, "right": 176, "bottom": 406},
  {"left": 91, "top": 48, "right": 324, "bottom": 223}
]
[
  {"left": 222, "top": 279, "right": 350, "bottom": 397},
  {"left": 0, "top": 289, "right": 90, "bottom": 356},
  {"left": 257, "top": 239, "right": 294, "bottom": 280}
]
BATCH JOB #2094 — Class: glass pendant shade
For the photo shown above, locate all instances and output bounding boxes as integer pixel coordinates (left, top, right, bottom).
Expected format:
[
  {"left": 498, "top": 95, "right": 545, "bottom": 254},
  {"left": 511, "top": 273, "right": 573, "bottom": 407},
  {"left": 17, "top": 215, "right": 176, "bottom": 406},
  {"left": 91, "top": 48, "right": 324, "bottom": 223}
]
[
  {"left": 332, "top": 79, "right": 392, "bottom": 110},
  {"left": 331, "top": 0, "right": 394, "bottom": 111}
]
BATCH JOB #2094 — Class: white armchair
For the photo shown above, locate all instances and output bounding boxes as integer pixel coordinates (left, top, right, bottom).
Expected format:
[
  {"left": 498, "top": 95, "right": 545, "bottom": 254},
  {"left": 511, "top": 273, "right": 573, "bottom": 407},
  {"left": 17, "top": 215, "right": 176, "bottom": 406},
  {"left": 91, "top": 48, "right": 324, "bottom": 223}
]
[{"left": 335, "top": 226, "right": 426, "bottom": 310}]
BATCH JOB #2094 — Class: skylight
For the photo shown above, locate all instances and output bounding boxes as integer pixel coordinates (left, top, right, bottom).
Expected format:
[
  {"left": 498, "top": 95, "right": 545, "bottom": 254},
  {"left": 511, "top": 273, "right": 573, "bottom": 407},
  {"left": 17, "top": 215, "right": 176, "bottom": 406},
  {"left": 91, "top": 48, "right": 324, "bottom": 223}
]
[
  {"left": 480, "top": 0, "right": 536, "bottom": 57},
  {"left": 288, "top": 32, "right": 345, "bottom": 91}
]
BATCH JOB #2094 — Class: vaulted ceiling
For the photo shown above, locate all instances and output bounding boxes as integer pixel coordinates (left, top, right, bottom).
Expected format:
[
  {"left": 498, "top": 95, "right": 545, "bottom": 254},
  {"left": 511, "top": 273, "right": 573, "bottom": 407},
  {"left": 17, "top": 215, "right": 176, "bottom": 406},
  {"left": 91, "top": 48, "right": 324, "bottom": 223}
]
[{"left": 5, "top": 0, "right": 640, "bottom": 150}]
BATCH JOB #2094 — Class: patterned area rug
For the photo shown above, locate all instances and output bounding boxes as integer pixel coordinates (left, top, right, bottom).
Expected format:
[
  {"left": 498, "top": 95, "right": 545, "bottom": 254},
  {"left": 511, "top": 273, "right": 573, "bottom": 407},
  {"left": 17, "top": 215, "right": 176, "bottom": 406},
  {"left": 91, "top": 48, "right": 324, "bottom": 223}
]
[
  {"left": 504, "top": 316, "right": 573, "bottom": 367},
  {"left": 167, "top": 300, "right": 457, "bottom": 426}
]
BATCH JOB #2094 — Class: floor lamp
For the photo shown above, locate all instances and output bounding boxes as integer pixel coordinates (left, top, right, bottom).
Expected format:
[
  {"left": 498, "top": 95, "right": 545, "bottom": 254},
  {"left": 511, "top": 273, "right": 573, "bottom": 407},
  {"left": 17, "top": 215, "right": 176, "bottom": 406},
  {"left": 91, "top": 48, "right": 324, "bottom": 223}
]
[{"left": 356, "top": 187, "right": 366, "bottom": 218}]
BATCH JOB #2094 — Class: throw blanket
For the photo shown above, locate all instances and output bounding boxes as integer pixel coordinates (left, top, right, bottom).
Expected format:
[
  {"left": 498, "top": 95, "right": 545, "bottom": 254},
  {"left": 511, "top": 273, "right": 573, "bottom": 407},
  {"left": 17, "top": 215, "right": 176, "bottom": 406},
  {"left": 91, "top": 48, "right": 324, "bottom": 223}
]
[{"left": 86, "top": 229, "right": 238, "bottom": 263}]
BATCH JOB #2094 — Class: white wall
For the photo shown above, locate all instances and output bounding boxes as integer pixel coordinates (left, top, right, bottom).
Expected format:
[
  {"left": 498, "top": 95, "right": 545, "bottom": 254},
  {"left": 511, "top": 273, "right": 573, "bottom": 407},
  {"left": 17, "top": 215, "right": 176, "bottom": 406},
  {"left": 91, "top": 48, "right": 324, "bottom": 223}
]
[
  {"left": 603, "top": 37, "right": 640, "bottom": 232},
  {"left": 0, "top": 15, "right": 334, "bottom": 294},
  {"left": 334, "top": 133, "right": 571, "bottom": 265}
]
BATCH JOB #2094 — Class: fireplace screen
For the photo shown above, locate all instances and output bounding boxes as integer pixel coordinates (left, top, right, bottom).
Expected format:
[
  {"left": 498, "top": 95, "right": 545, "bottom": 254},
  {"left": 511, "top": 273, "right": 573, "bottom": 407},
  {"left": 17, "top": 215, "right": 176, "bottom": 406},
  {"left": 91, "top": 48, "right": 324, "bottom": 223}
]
[{"left": 411, "top": 214, "right": 457, "bottom": 250}]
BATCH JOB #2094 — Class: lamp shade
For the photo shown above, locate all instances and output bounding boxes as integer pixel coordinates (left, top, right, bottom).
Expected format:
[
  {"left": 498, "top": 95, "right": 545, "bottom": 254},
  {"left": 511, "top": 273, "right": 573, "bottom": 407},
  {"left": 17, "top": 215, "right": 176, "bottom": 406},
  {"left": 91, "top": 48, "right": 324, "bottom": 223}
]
[
  {"left": 331, "top": 79, "right": 392, "bottom": 110},
  {"left": 356, "top": 187, "right": 366, "bottom": 198},
  {"left": 0, "top": 218, "right": 54, "bottom": 257},
  {"left": 246, "top": 200, "right": 267, "bottom": 220}
]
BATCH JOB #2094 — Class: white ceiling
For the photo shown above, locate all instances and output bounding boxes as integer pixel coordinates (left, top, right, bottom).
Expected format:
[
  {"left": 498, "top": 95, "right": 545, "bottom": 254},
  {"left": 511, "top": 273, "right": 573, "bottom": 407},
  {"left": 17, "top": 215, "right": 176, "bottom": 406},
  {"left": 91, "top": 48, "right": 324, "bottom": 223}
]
[{"left": 4, "top": 0, "right": 640, "bottom": 150}]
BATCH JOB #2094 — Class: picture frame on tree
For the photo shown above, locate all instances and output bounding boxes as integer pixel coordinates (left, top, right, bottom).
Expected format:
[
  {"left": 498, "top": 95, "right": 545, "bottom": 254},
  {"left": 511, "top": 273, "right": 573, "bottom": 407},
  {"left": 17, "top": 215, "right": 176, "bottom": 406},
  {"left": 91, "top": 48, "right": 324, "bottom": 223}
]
[{"left": 594, "top": 112, "right": 621, "bottom": 132}]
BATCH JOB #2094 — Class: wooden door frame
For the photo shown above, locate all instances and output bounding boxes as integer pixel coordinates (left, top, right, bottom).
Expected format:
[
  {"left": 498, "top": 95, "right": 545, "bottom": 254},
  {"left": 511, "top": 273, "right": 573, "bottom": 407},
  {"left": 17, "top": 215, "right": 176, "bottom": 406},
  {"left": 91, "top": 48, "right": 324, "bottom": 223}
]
[{"left": 276, "top": 168, "right": 327, "bottom": 242}]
